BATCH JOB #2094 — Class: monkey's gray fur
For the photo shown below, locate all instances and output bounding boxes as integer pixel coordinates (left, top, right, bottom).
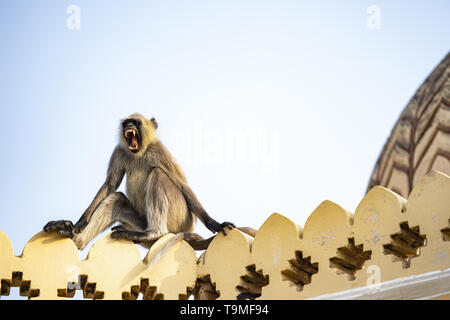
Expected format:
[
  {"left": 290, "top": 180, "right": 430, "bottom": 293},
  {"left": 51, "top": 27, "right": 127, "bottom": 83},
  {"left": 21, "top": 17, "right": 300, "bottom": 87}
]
[{"left": 43, "top": 113, "right": 250, "bottom": 251}]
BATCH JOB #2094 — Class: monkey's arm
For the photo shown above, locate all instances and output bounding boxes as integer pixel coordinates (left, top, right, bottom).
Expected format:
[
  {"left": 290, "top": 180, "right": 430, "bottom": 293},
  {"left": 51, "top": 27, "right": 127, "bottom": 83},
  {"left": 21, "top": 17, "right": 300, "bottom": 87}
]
[
  {"left": 74, "top": 147, "right": 125, "bottom": 231},
  {"left": 44, "top": 147, "right": 125, "bottom": 237},
  {"left": 180, "top": 183, "right": 235, "bottom": 235}
]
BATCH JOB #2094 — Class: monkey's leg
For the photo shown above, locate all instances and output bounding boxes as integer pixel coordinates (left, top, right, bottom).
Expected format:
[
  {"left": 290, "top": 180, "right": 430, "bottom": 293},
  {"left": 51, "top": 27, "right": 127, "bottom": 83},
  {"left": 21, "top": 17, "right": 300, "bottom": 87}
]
[
  {"left": 111, "top": 167, "right": 184, "bottom": 244},
  {"left": 72, "top": 192, "right": 145, "bottom": 250}
]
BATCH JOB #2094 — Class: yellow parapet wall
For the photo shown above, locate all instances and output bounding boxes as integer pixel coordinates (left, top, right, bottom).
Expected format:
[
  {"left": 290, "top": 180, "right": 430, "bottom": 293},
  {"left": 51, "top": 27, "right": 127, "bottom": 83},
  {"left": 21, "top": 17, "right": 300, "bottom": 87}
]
[
  {"left": 1, "top": 170, "right": 449, "bottom": 300},
  {"left": 0, "top": 232, "right": 198, "bottom": 300}
]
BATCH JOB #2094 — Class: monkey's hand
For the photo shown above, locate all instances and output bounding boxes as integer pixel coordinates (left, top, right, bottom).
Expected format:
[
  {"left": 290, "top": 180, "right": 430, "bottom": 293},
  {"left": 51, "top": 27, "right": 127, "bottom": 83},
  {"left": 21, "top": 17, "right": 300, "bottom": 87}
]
[
  {"left": 205, "top": 220, "right": 235, "bottom": 236},
  {"left": 43, "top": 220, "right": 77, "bottom": 238}
]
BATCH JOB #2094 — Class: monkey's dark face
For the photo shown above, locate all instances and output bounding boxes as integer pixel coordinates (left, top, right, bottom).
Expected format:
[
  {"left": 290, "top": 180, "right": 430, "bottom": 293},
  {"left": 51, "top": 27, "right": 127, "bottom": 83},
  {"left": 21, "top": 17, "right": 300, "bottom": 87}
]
[{"left": 122, "top": 119, "right": 141, "bottom": 153}]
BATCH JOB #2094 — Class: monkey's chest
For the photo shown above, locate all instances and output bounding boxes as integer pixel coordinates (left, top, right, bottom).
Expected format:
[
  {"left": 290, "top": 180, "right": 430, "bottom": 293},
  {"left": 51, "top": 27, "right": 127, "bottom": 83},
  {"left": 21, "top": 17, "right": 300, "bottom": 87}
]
[{"left": 125, "top": 169, "right": 149, "bottom": 212}]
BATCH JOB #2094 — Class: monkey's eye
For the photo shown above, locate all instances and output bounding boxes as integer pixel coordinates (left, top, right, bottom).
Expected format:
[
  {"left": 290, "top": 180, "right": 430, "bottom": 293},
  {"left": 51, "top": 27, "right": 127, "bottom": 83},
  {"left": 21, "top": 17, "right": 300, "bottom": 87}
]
[
  {"left": 123, "top": 120, "right": 135, "bottom": 127},
  {"left": 122, "top": 119, "right": 140, "bottom": 128}
]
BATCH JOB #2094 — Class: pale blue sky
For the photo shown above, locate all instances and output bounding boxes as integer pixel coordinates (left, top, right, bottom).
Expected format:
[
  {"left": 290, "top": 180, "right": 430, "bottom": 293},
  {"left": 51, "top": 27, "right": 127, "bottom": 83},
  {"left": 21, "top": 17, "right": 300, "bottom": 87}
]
[{"left": 0, "top": 1, "right": 449, "bottom": 293}]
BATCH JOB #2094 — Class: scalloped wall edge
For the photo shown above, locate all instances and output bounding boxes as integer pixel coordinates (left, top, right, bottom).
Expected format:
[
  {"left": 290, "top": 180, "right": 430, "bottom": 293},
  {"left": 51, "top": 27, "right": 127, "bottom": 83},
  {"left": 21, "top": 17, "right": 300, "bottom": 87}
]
[{"left": 0, "top": 170, "right": 449, "bottom": 300}]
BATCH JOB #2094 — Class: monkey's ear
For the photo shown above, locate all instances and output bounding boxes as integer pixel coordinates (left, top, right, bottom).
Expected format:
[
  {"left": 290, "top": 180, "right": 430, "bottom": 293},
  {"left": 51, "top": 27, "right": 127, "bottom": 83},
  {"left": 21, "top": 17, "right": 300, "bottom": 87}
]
[{"left": 150, "top": 117, "right": 158, "bottom": 130}]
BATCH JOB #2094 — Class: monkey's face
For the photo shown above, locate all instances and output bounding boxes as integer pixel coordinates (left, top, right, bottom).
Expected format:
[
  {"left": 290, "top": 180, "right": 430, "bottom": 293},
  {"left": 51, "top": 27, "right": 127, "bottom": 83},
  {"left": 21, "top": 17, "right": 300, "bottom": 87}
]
[
  {"left": 122, "top": 119, "right": 142, "bottom": 153},
  {"left": 120, "top": 113, "right": 158, "bottom": 155}
]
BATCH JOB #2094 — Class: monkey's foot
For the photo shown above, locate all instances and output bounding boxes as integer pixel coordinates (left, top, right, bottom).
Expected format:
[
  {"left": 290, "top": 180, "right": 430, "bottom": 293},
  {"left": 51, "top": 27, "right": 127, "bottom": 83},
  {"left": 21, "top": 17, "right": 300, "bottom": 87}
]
[
  {"left": 43, "top": 220, "right": 76, "bottom": 238},
  {"left": 111, "top": 225, "right": 129, "bottom": 232},
  {"left": 111, "top": 229, "right": 148, "bottom": 242},
  {"left": 111, "top": 225, "right": 141, "bottom": 242},
  {"left": 111, "top": 229, "right": 164, "bottom": 242}
]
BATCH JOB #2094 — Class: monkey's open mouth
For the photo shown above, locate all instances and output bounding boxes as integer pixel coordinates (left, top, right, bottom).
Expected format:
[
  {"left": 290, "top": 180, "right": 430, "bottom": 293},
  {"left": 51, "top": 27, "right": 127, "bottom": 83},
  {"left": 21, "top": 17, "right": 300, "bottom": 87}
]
[{"left": 125, "top": 129, "right": 140, "bottom": 152}]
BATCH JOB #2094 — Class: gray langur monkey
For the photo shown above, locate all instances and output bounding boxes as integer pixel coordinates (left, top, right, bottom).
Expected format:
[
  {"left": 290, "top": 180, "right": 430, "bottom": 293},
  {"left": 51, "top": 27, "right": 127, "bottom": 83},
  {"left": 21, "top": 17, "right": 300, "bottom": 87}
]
[{"left": 44, "top": 113, "right": 253, "bottom": 251}]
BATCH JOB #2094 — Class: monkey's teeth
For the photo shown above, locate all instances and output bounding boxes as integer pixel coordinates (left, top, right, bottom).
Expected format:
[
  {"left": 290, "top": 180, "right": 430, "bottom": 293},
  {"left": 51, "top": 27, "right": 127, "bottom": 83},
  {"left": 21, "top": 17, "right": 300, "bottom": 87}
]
[{"left": 125, "top": 129, "right": 134, "bottom": 138}]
